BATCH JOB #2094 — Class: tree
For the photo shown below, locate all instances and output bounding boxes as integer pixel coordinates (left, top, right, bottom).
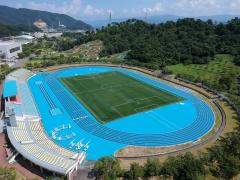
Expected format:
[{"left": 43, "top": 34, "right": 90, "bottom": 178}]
[
  {"left": 125, "top": 162, "right": 143, "bottom": 180},
  {"left": 0, "top": 167, "right": 16, "bottom": 180},
  {"left": 160, "top": 156, "right": 178, "bottom": 178},
  {"left": 218, "top": 74, "right": 234, "bottom": 90},
  {"left": 219, "top": 155, "right": 240, "bottom": 179},
  {"left": 0, "top": 64, "right": 12, "bottom": 83},
  {"left": 234, "top": 55, "right": 240, "bottom": 66},
  {"left": 206, "top": 131, "right": 240, "bottom": 179},
  {"left": 144, "top": 158, "right": 161, "bottom": 178},
  {"left": 94, "top": 157, "right": 122, "bottom": 180},
  {"left": 162, "top": 153, "right": 205, "bottom": 180}
]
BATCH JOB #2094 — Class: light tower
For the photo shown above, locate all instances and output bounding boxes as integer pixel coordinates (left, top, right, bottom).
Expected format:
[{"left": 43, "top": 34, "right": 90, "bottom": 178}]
[
  {"left": 109, "top": 11, "right": 112, "bottom": 24},
  {"left": 144, "top": 11, "right": 148, "bottom": 22}
]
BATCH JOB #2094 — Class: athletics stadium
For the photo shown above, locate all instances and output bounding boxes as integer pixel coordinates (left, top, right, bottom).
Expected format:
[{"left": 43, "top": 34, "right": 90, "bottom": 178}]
[{"left": 3, "top": 66, "right": 215, "bottom": 177}]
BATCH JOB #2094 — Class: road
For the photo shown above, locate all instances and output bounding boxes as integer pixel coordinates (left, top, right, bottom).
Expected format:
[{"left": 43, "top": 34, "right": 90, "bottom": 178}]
[{"left": 11, "top": 57, "right": 29, "bottom": 69}]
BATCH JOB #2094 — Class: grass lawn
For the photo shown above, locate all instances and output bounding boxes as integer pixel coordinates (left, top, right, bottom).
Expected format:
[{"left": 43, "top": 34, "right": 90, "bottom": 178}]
[
  {"left": 60, "top": 71, "right": 183, "bottom": 123},
  {"left": 166, "top": 54, "right": 240, "bottom": 86},
  {"left": 166, "top": 54, "right": 240, "bottom": 108},
  {"left": 71, "top": 40, "right": 103, "bottom": 60}
]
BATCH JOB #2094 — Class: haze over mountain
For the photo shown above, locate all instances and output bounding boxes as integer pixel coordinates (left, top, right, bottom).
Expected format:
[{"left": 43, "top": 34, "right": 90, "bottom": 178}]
[
  {"left": 89, "top": 14, "right": 240, "bottom": 28},
  {"left": 0, "top": 5, "right": 92, "bottom": 30}
]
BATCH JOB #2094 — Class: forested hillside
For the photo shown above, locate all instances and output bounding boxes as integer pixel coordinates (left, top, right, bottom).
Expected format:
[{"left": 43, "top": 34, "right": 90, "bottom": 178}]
[
  {"left": 27, "top": 17, "right": 240, "bottom": 69},
  {"left": 167, "top": 55, "right": 240, "bottom": 109},
  {"left": 0, "top": 5, "right": 92, "bottom": 30},
  {"left": 89, "top": 18, "right": 240, "bottom": 68},
  {"left": 0, "top": 24, "right": 38, "bottom": 38}
]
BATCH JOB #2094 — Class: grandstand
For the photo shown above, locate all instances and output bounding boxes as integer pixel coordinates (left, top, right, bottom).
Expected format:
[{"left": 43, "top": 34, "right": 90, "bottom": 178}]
[{"left": 3, "top": 69, "right": 86, "bottom": 177}]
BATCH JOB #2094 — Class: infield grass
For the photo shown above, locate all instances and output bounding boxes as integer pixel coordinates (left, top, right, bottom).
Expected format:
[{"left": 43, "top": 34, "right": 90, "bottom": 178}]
[{"left": 60, "top": 71, "right": 183, "bottom": 123}]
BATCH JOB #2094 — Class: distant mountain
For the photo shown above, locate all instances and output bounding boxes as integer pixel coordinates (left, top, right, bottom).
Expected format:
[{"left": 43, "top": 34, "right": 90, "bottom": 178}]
[
  {"left": 89, "top": 18, "right": 129, "bottom": 28},
  {"left": 144, "top": 15, "right": 181, "bottom": 24},
  {"left": 144, "top": 14, "right": 240, "bottom": 24},
  {"left": 89, "top": 14, "right": 240, "bottom": 28},
  {"left": 0, "top": 5, "right": 92, "bottom": 30},
  {"left": 196, "top": 15, "right": 240, "bottom": 22}
]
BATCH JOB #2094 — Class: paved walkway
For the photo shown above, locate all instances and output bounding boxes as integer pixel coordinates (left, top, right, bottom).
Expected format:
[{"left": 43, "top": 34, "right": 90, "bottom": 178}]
[
  {"left": 0, "top": 133, "right": 43, "bottom": 180},
  {"left": 73, "top": 169, "right": 94, "bottom": 180}
]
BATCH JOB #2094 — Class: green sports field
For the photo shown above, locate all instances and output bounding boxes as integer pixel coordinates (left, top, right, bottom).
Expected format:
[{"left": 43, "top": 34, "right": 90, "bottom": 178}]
[{"left": 60, "top": 71, "right": 183, "bottom": 123}]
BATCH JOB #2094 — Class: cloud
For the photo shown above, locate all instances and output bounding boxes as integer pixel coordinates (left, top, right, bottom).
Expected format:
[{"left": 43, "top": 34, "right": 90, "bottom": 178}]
[
  {"left": 122, "top": 2, "right": 164, "bottom": 17},
  {"left": 83, "top": 4, "right": 113, "bottom": 17},
  {"left": 121, "top": 0, "right": 240, "bottom": 18},
  {"left": 143, "top": 2, "right": 163, "bottom": 14},
  {"left": 230, "top": 0, "right": 240, "bottom": 13},
  {"left": 25, "top": 0, "right": 112, "bottom": 19},
  {"left": 16, "top": 2, "right": 23, "bottom": 8},
  {"left": 9, "top": 0, "right": 240, "bottom": 20},
  {"left": 123, "top": 0, "right": 239, "bottom": 18},
  {"left": 27, "top": 0, "right": 82, "bottom": 15},
  {"left": 176, "top": 0, "right": 220, "bottom": 10},
  {"left": 122, "top": 8, "right": 138, "bottom": 16},
  {"left": 172, "top": 0, "right": 229, "bottom": 16}
]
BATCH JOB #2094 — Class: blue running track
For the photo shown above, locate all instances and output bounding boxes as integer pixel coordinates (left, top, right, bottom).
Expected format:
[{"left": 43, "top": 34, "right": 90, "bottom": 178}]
[{"left": 28, "top": 66, "right": 215, "bottom": 160}]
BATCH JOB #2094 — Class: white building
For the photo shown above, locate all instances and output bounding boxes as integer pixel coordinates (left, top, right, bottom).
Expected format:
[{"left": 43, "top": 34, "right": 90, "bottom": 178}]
[
  {"left": 33, "top": 32, "right": 45, "bottom": 38},
  {"left": 0, "top": 41, "right": 22, "bottom": 60},
  {"left": 46, "top": 32, "right": 63, "bottom": 38},
  {"left": 33, "top": 32, "right": 63, "bottom": 39},
  {"left": 14, "top": 35, "right": 35, "bottom": 45}
]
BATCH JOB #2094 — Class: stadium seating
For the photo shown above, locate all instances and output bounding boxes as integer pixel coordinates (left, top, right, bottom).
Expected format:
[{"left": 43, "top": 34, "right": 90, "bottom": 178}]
[
  {"left": 19, "top": 83, "right": 38, "bottom": 116},
  {"left": 10, "top": 117, "right": 85, "bottom": 173},
  {"left": 6, "top": 69, "right": 86, "bottom": 175},
  {"left": 6, "top": 103, "right": 23, "bottom": 117}
]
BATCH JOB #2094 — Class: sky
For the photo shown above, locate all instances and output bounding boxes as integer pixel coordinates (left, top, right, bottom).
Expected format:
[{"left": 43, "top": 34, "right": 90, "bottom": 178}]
[{"left": 1, "top": 0, "right": 240, "bottom": 21}]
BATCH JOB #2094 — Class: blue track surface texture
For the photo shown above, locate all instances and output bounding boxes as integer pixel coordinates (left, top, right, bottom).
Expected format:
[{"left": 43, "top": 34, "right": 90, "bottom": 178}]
[{"left": 28, "top": 66, "right": 215, "bottom": 160}]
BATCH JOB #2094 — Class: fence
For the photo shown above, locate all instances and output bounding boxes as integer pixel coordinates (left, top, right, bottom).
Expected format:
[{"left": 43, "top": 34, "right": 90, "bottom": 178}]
[{"left": 175, "top": 77, "right": 240, "bottom": 120}]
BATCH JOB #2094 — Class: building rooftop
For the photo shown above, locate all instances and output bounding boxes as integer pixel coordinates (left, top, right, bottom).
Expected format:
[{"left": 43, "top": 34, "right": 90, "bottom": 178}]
[
  {"left": 3, "top": 80, "right": 18, "bottom": 98},
  {"left": 15, "top": 35, "right": 34, "bottom": 40},
  {"left": 0, "top": 41, "right": 19, "bottom": 46}
]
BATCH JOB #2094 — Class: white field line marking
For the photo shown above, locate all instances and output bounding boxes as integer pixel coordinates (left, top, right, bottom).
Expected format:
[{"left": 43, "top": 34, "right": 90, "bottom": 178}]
[
  {"left": 134, "top": 103, "right": 159, "bottom": 112},
  {"left": 112, "top": 96, "right": 165, "bottom": 115},
  {"left": 70, "top": 72, "right": 118, "bottom": 81},
  {"left": 112, "top": 96, "right": 161, "bottom": 109},
  {"left": 73, "top": 82, "right": 136, "bottom": 95},
  {"left": 66, "top": 74, "right": 180, "bottom": 117},
  {"left": 111, "top": 106, "right": 124, "bottom": 116},
  {"left": 147, "top": 110, "right": 180, "bottom": 130}
]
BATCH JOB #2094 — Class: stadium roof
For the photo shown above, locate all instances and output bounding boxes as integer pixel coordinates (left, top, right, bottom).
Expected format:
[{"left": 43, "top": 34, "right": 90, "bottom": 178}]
[
  {"left": 3, "top": 80, "right": 18, "bottom": 98},
  {"left": 0, "top": 40, "right": 18, "bottom": 46},
  {"left": 15, "top": 35, "right": 35, "bottom": 40}
]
